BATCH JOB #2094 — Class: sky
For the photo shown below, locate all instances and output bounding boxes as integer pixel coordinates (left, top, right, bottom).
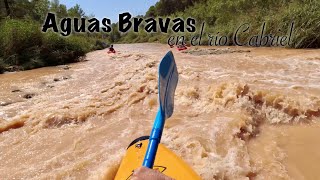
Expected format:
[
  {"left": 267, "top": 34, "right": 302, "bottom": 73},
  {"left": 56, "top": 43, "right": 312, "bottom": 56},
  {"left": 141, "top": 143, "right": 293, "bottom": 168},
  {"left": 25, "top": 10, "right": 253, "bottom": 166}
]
[{"left": 59, "top": 0, "right": 159, "bottom": 23}]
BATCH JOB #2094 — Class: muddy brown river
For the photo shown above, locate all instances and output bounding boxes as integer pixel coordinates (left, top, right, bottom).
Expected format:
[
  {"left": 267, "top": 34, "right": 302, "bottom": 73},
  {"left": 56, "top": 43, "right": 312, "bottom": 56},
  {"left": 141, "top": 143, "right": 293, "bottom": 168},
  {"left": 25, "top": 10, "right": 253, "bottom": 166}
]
[{"left": 0, "top": 44, "right": 319, "bottom": 179}]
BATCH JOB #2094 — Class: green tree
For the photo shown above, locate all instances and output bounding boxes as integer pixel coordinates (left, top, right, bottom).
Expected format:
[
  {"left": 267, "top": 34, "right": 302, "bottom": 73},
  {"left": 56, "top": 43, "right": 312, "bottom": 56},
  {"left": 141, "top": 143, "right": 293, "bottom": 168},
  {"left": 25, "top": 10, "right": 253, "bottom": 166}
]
[
  {"left": 31, "top": 0, "right": 49, "bottom": 22},
  {"left": 10, "top": 0, "right": 31, "bottom": 18},
  {"left": 48, "top": 0, "right": 69, "bottom": 18},
  {"left": 57, "top": 4, "right": 67, "bottom": 18},
  {"left": 146, "top": 5, "right": 157, "bottom": 17},
  {"left": 49, "top": 0, "right": 59, "bottom": 12},
  {"left": 110, "top": 23, "right": 120, "bottom": 42},
  {"left": 68, "top": 4, "right": 85, "bottom": 17}
]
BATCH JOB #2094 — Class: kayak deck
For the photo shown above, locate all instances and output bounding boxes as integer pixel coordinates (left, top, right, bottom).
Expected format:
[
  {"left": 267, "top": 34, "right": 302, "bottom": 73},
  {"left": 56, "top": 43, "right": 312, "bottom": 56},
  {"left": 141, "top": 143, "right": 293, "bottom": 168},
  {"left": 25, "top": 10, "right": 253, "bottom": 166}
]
[{"left": 115, "top": 136, "right": 201, "bottom": 180}]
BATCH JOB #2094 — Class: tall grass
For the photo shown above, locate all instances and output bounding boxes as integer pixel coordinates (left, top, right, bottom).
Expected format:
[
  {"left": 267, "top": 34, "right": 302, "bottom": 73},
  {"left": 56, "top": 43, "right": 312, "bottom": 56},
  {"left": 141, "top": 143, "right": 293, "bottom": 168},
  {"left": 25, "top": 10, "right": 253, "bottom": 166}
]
[
  {"left": 120, "top": 0, "right": 320, "bottom": 48},
  {"left": 278, "top": 0, "right": 320, "bottom": 48}
]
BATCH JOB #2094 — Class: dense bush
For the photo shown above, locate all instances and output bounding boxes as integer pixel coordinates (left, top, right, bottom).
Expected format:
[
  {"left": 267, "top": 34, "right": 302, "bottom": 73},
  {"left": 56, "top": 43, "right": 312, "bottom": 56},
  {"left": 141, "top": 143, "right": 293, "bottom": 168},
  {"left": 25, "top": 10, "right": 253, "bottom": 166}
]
[
  {"left": 0, "top": 1, "right": 110, "bottom": 73},
  {"left": 0, "top": 19, "right": 42, "bottom": 66},
  {"left": 94, "top": 40, "right": 109, "bottom": 50},
  {"left": 0, "top": 19, "right": 106, "bottom": 73},
  {"left": 41, "top": 33, "right": 92, "bottom": 66}
]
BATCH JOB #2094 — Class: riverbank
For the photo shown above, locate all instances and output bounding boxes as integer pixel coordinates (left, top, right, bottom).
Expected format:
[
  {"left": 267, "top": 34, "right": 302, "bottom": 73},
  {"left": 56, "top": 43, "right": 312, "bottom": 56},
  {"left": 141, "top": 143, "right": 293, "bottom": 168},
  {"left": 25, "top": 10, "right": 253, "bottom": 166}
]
[{"left": 1, "top": 44, "right": 320, "bottom": 179}]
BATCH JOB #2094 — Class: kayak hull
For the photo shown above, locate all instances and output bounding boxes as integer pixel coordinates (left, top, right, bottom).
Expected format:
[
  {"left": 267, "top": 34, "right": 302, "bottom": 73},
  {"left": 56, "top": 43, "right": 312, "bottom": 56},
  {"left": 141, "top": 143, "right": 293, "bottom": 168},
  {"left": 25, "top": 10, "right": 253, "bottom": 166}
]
[
  {"left": 115, "top": 136, "right": 201, "bottom": 180},
  {"left": 108, "top": 50, "right": 116, "bottom": 54},
  {"left": 177, "top": 47, "right": 187, "bottom": 51}
]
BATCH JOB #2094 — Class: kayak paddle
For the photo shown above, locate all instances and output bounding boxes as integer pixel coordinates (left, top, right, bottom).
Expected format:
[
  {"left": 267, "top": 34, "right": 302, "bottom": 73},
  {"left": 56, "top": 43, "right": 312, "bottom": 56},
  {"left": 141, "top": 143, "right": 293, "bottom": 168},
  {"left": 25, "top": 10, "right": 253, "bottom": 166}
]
[{"left": 142, "top": 51, "right": 179, "bottom": 168}]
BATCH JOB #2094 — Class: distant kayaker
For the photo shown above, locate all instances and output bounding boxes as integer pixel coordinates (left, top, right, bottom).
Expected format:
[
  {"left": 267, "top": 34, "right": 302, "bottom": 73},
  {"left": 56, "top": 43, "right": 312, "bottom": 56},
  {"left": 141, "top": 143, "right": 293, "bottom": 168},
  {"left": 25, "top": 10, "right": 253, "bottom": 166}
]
[
  {"left": 177, "top": 44, "right": 186, "bottom": 48},
  {"left": 108, "top": 45, "right": 116, "bottom": 53},
  {"left": 176, "top": 38, "right": 187, "bottom": 50},
  {"left": 132, "top": 167, "right": 173, "bottom": 180},
  {"left": 177, "top": 43, "right": 187, "bottom": 51}
]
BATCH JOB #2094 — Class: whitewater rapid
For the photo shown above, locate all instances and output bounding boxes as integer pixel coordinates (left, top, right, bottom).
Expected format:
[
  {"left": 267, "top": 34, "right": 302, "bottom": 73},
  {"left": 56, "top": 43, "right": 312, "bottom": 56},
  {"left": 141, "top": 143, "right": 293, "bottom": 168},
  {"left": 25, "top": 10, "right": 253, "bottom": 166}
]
[{"left": 0, "top": 44, "right": 319, "bottom": 179}]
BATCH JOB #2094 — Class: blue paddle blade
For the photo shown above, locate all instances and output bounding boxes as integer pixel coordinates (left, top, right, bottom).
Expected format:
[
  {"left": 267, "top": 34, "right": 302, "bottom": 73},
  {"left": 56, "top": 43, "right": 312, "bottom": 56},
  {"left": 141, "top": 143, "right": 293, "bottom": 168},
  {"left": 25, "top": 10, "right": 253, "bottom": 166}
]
[{"left": 158, "top": 51, "right": 178, "bottom": 120}]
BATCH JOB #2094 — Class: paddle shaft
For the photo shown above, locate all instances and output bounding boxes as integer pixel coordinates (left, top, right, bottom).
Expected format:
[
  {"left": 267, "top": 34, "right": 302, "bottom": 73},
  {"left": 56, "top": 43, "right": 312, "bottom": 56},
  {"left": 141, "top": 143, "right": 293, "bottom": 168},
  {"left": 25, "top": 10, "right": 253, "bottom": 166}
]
[
  {"left": 143, "top": 110, "right": 165, "bottom": 168},
  {"left": 142, "top": 51, "right": 178, "bottom": 168}
]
